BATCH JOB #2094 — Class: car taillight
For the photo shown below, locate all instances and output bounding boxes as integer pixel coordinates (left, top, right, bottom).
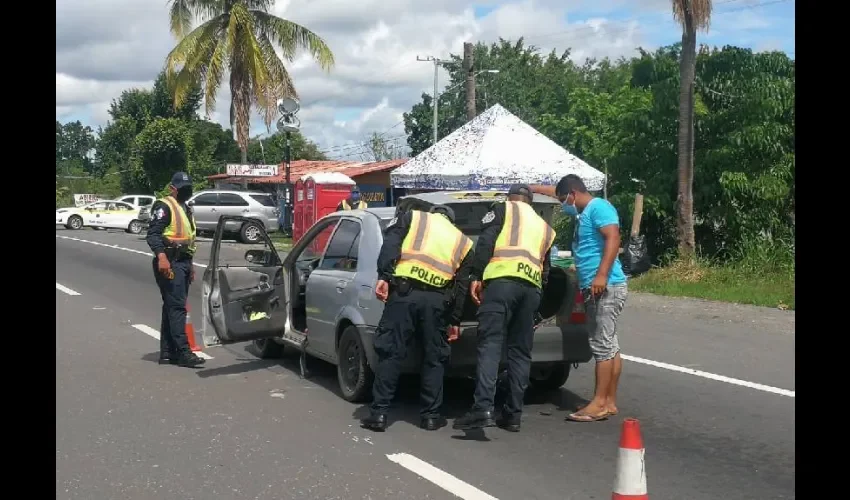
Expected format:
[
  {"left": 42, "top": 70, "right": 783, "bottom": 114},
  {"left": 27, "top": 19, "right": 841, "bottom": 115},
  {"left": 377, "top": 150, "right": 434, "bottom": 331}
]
[{"left": 569, "top": 290, "right": 586, "bottom": 323}]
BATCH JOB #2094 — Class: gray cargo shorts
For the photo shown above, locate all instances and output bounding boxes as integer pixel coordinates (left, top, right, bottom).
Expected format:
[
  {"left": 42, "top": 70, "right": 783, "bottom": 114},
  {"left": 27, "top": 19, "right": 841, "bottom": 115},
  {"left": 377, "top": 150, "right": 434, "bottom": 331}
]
[{"left": 583, "top": 284, "right": 628, "bottom": 362}]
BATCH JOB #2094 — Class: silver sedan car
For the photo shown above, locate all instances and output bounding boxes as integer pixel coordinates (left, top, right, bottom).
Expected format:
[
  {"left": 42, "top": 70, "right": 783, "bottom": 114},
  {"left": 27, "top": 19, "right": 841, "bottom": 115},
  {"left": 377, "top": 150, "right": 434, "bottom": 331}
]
[{"left": 201, "top": 191, "right": 592, "bottom": 402}]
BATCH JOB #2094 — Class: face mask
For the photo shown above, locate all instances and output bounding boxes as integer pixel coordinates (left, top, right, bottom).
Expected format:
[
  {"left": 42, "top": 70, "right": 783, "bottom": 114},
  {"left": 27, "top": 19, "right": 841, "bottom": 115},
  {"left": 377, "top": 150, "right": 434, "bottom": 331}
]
[
  {"left": 561, "top": 195, "right": 578, "bottom": 217},
  {"left": 350, "top": 191, "right": 360, "bottom": 202},
  {"left": 176, "top": 186, "right": 193, "bottom": 202}
]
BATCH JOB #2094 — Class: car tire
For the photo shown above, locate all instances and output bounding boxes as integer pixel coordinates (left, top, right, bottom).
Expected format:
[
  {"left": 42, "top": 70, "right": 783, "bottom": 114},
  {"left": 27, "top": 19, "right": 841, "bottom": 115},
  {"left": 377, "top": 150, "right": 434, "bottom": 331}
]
[
  {"left": 126, "top": 220, "right": 143, "bottom": 234},
  {"left": 67, "top": 215, "right": 83, "bottom": 230},
  {"left": 337, "top": 326, "right": 374, "bottom": 403},
  {"left": 252, "top": 338, "right": 286, "bottom": 359},
  {"left": 240, "top": 222, "right": 262, "bottom": 244},
  {"left": 529, "top": 363, "right": 571, "bottom": 391}
]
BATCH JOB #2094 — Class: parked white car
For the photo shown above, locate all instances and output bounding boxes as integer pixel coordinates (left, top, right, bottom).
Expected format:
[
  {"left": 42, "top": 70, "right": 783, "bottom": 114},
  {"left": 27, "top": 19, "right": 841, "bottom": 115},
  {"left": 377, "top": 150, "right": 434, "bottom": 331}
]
[{"left": 56, "top": 200, "right": 145, "bottom": 234}]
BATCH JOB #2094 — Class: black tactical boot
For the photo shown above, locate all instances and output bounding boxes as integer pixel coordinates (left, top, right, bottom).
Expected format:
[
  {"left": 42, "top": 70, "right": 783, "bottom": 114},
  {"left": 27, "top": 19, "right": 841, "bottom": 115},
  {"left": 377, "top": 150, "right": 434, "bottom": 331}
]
[
  {"left": 177, "top": 352, "right": 206, "bottom": 368},
  {"left": 452, "top": 410, "right": 496, "bottom": 430},
  {"left": 360, "top": 413, "right": 388, "bottom": 432}
]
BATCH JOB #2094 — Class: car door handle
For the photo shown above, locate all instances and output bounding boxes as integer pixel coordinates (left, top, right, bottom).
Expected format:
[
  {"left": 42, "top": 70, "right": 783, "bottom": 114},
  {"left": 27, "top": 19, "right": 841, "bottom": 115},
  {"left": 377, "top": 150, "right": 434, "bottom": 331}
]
[
  {"left": 210, "top": 208, "right": 217, "bottom": 212},
  {"left": 335, "top": 280, "right": 347, "bottom": 292}
]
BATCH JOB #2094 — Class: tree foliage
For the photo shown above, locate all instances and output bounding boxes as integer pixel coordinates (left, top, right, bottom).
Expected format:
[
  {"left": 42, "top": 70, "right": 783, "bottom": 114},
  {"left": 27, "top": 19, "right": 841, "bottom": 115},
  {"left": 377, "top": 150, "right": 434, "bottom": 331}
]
[
  {"left": 165, "top": 0, "right": 334, "bottom": 162},
  {"left": 403, "top": 40, "right": 795, "bottom": 265}
]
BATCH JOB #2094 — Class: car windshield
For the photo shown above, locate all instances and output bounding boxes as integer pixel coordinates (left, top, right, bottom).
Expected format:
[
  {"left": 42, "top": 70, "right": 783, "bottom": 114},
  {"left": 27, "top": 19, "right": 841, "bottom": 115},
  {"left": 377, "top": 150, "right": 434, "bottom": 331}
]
[{"left": 250, "top": 194, "right": 276, "bottom": 207}]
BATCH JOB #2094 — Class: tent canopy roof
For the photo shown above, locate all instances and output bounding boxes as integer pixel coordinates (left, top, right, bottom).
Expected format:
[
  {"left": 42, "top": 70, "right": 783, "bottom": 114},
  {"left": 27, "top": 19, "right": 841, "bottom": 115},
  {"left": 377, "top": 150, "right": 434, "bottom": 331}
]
[{"left": 391, "top": 104, "right": 605, "bottom": 191}]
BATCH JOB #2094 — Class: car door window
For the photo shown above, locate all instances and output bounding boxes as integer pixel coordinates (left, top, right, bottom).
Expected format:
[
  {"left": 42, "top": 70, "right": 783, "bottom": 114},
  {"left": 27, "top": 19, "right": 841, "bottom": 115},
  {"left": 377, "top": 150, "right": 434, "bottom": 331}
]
[
  {"left": 319, "top": 220, "right": 361, "bottom": 272},
  {"left": 139, "top": 197, "right": 154, "bottom": 207},
  {"left": 119, "top": 197, "right": 135, "bottom": 205},
  {"left": 116, "top": 203, "right": 134, "bottom": 211},
  {"left": 192, "top": 193, "right": 218, "bottom": 206},
  {"left": 88, "top": 202, "right": 107, "bottom": 211},
  {"left": 218, "top": 193, "right": 249, "bottom": 207}
]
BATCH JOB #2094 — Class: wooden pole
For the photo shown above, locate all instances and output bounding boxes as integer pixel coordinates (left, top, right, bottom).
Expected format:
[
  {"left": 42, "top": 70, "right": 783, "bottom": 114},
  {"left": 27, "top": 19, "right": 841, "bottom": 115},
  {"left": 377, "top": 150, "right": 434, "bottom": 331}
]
[
  {"left": 463, "top": 42, "right": 476, "bottom": 122},
  {"left": 630, "top": 193, "right": 644, "bottom": 238}
]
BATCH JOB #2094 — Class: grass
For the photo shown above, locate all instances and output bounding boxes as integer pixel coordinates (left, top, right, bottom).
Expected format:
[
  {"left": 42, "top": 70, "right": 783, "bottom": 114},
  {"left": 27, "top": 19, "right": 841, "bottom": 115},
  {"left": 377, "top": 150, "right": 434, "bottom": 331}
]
[
  {"left": 629, "top": 259, "right": 795, "bottom": 310},
  {"left": 269, "top": 234, "right": 293, "bottom": 251}
]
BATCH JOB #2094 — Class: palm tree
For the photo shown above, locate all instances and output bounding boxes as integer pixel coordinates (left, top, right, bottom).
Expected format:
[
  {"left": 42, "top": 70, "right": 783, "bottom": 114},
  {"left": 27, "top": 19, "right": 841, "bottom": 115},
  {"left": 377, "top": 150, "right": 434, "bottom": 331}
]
[
  {"left": 671, "top": 0, "right": 712, "bottom": 258},
  {"left": 165, "top": 0, "right": 334, "bottom": 163}
]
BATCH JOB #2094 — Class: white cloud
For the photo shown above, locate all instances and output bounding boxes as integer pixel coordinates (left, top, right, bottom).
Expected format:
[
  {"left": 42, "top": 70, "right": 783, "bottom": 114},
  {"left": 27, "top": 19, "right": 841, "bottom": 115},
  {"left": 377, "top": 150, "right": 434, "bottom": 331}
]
[{"left": 54, "top": 0, "right": 789, "bottom": 158}]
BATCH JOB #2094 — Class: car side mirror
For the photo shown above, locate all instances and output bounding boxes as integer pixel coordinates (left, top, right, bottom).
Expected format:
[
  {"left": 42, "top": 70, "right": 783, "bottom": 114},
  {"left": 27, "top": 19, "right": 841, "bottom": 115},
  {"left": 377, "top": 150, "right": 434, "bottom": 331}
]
[
  {"left": 187, "top": 200, "right": 195, "bottom": 206},
  {"left": 245, "top": 249, "right": 276, "bottom": 266}
]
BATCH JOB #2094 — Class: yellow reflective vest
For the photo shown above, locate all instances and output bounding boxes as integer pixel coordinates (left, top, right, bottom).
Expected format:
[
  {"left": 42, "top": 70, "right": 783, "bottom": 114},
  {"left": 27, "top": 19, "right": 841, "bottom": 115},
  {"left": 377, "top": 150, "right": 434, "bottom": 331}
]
[
  {"left": 394, "top": 211, "right": 473, "bottom": 288},
  {"left": 159, "top": 196, "right": 197, "bottom": 256},
  {"left": 341, "top": 199, "right": 368, "bottom": 210},
  {"left": 482, "top": 201, "right": 556, "bottom": 288}
]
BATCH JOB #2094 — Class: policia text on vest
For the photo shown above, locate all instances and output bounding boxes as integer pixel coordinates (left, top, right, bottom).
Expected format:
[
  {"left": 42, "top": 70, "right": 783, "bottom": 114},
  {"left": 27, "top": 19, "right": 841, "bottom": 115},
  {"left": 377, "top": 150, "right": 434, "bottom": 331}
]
[
  {"left": 453, "top": 197, "right": 556, "bottom": 431},
  {"left": 145, "top": 173, "right": 205, "bottom": 369},
  {"left": 360, "top": 208, "right": 474, "bottom": 432}
]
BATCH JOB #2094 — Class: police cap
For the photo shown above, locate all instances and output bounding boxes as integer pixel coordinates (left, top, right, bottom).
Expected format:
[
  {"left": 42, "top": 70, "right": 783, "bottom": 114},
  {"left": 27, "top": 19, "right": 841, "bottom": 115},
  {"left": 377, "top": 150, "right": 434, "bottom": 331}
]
[
  {"left": 429, "top": 204, "right": 456, "bottom": 223},
  {"left": 507, "top": 183, "right": 533, "bottom": 202}
]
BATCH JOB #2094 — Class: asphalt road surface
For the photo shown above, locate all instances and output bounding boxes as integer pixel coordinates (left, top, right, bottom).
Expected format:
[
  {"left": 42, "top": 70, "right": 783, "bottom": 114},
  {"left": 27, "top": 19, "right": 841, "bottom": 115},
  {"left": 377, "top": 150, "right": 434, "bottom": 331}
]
[{"left": 56, "top": 228, "right": 795, "bottom": 500}]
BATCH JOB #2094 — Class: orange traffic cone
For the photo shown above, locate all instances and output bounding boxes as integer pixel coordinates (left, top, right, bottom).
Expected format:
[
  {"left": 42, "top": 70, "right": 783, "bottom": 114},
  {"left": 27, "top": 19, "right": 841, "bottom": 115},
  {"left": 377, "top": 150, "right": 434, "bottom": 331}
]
[
  {"left": 612, "top": 418, "right": 648, "bottom": 500},
  {"left": 185, "top": 303, "right": 201, "bottom": 352}
]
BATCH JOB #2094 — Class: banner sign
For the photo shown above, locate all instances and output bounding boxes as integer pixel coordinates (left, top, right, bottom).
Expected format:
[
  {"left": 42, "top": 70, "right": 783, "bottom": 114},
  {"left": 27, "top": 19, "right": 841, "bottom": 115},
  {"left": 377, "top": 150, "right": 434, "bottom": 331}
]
[
  {"left": 73, "top": 194, "right": 103, "bottom": 207},
  {"left": 226, "top": 164, "right": 280, "bottom": 177}
]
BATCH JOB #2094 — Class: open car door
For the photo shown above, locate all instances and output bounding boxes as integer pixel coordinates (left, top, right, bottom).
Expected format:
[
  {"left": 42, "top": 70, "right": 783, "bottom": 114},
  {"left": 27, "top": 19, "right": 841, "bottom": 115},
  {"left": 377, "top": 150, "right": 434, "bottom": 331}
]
[{"left": 202, "top": 216, "right": 289, "bottom": 347}]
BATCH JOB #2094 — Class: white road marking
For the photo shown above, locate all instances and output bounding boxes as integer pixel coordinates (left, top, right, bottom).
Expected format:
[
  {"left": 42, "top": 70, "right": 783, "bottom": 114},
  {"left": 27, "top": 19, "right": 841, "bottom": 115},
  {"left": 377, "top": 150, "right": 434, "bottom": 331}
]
[
  {"left": 56, "top": 235, "right": 796, "bottom": 397},
  {"left": 55, "top": 235, "right": 208, "bottom": 268},
  {"left": 387, "top": 453, "right": 499, "bottom": 500},
  {"left": 131, "top": 324, "right": 214, "bottom": 360},
  {"left": 56, "top": 282, "right": 81, "bottom": 296},
  {"left": 621, "top": 354, "right": 795, "bottom": 398}
]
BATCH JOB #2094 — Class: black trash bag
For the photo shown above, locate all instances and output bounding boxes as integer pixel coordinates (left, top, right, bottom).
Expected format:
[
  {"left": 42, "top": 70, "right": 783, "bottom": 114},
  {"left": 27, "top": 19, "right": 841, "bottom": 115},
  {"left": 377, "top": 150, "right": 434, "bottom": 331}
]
[{"left": 621, "top": 235, "right": 651, "bottom": 278}]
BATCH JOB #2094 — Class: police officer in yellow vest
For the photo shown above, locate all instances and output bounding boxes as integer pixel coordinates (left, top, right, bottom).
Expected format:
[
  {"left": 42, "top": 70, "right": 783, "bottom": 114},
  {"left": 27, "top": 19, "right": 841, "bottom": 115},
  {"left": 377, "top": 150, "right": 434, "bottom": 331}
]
[
  {"left": 360, "top": 205, "right": 474, "bottom": 432},
  {"left": 453, "top": 184, "right": 555, "bottom": 432},
  {"left": 336, "top": 186, "right": 368, "bottom": 211},
  {"left": 145, "top": 172, "right": 205, "bottom": 368}
]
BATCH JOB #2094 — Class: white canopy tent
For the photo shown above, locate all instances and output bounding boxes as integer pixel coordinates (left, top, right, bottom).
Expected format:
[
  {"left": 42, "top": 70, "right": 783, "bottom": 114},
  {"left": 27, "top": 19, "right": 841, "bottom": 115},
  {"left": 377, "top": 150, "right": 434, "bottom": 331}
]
[{"left": 391, "top": 104, "right": 605, "bottom": 191}]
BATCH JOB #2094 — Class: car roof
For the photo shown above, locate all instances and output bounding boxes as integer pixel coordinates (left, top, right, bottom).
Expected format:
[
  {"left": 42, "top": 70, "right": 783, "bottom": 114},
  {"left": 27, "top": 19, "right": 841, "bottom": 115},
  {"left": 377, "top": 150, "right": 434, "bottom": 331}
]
[
  {"left": 400, "top": 190, "right": 559, "bottom": 206},
  {"left": 194, "top": 190, "right": 271, "bottom": 196}
]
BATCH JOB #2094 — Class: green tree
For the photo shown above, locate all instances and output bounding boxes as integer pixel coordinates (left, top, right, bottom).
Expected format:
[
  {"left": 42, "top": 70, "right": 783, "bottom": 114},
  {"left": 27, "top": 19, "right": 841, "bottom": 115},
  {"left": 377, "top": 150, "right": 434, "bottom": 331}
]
[
  {"left": 56, "top": 120, "right": 97, "bottom": 175},
  {"left": 131, "top": 118, "right": 191, "bottom": 192},
  {"left": 672, "top": 0, "right": 713, "bottom": 258},
  {"left": 165, "top": 0, "right": 335, "bottom": 163},
  {"left": 245, "top": 131, "right": 328, "bottom": 164}
]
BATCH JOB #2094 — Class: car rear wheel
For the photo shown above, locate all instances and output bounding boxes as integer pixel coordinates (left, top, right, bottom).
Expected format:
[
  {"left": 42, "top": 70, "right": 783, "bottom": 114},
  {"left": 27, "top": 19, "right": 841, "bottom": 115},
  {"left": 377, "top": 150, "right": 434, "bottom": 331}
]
[
  {"left": 337, "top": 326, "right": 374, "bottom": 402},
  {"left": 240, "top": 222, "right": 262, "bottom": 244},
  {"left": 529, "top": 363, "right": 571, "bottom": 391},
  {"left": 126, "top": 220, "right": 143, "bottom": 234},
  {"left": 67, "top": 215, "right": 83, "bottom": 230},
  {"left": 252, "top": 338, "right": 286, "bottom": 359}
]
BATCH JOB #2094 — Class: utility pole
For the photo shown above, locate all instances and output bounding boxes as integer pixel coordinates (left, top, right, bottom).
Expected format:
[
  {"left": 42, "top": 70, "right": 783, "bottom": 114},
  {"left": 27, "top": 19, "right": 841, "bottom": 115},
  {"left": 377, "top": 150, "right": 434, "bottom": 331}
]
[
  {"left": 417, "top": 55, "right": 447, "bottom": 146},
  {"left": 463, "top": 42, "right": 476, "bottom": 122}
]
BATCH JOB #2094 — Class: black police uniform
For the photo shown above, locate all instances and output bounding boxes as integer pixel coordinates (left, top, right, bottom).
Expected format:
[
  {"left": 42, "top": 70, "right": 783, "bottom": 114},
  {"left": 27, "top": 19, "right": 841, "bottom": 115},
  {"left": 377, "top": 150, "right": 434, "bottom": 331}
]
[
  {"left": 454, "top": 198, "right": 553, "bottom": 431},
  {"left": 145, "top": 191, "right": 204, "bottom": 367},
  {"left": 362, "top": 209, "right": 473, "bottom": 431}
]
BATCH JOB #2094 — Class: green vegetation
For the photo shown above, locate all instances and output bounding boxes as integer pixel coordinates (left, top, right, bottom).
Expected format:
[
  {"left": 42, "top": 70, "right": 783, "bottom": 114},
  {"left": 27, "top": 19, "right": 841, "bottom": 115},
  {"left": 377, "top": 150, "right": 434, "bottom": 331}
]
[{"left": 405, "top": 40, "right": 794, "bottom": 306}]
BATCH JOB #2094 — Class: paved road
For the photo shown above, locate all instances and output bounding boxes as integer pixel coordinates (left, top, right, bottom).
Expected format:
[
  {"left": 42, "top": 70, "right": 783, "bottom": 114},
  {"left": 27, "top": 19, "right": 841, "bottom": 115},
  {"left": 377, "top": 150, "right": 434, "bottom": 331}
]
[{"left": 56, "top": 229, "right": 795, "bottom": 500}]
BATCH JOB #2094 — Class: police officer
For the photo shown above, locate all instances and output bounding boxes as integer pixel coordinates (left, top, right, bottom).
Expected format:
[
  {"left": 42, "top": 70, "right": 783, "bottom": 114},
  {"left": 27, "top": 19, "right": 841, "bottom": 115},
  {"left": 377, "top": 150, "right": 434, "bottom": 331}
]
[
  {"left": 453, "top": 184, "right": 556, "bottom": 432},
  {"left": 360, "top": 205, "right": 474, "bottom": 432},
  {"left": 336, "top": 186, "right": 368, "bottom": 211},
  {"left": 145, "top": 172, "right": 205, "bottom": 368}
]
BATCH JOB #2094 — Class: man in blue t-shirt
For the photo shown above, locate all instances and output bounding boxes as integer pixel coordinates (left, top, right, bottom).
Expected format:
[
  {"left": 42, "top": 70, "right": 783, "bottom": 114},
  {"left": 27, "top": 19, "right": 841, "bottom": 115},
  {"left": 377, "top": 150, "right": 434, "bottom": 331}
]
[{"left": 555, "top": 174, "right": 628, "bottom": 423}]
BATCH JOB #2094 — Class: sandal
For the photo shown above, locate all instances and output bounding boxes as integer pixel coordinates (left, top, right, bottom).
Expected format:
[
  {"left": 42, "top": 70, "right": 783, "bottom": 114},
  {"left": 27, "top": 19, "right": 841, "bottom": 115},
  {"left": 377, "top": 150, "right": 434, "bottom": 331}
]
[{"left": 565, "top": 410, "right": 610, "bottom": 422}]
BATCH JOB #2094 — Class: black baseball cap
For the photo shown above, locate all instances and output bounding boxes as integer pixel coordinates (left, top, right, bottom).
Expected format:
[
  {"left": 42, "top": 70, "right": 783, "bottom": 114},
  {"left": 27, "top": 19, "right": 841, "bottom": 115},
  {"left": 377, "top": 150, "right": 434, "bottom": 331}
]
[
  {"left": 171, "top": 171, "right": 192, "bottom": 189},
  {"left": 507, "top": 183, "right": 533, "bottom": 201}
]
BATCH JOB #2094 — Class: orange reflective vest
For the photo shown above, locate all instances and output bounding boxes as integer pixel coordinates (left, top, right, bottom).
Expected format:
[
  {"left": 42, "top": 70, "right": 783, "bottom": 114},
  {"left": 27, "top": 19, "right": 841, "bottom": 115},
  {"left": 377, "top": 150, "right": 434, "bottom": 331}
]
[
  {"left": 482, "top": 201, "right": 556, "bottom": 287},
  {"left": 159, "top": 196, "right": 197, "bottom": 256},
  {"left": 394, "top": 211, "right": 473, "bottom": 288},
  {"left": 341, "top": 199, "right": 368, "bottom": 210}
]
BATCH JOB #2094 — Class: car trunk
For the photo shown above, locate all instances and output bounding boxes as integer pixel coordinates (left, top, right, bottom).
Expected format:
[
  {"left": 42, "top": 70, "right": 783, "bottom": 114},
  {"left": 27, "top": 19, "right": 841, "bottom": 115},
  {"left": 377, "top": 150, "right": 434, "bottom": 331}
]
[{"left": 398, "top": 197, "right": 573, "bottom": 323}]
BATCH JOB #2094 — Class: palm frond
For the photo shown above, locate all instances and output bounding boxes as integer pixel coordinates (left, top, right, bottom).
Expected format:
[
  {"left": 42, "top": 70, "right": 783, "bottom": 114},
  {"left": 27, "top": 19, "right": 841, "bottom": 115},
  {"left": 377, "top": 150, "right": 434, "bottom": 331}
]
[
  {"left": 251, "top": 10, "right": 335, "bottom": 70},
  {"left": 168, "top": 0, "right": 194, "bottom": 39},
  {"left": 253, "top": 33, "right": 296, "bottom": 128},
  {"left": 671, "top": 0, "right": 713, "bottom": 31},
  {"left": 165, "top": 15, "right": 228, "bottom": 110}
]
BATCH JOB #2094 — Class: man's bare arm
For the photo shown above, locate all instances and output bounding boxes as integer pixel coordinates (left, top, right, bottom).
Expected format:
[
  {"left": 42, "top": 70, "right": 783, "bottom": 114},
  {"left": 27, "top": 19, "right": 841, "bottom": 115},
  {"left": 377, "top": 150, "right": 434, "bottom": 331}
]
[{"left": 596, "top": 225, "right": 621, "bottom": 280}]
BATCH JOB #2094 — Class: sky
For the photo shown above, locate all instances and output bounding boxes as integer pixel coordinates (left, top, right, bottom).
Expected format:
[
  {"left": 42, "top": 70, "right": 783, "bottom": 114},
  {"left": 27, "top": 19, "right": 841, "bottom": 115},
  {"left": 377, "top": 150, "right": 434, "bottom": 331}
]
[{"left": 56, "top": 0, "right": 795, "bottom": 161}]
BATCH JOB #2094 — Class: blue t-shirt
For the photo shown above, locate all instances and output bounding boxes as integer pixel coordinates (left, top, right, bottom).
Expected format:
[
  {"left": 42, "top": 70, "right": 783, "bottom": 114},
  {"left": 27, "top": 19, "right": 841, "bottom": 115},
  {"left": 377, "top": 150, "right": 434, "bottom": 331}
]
[{"left": 572, "top": 198, "right": 627, "bottom": 290}]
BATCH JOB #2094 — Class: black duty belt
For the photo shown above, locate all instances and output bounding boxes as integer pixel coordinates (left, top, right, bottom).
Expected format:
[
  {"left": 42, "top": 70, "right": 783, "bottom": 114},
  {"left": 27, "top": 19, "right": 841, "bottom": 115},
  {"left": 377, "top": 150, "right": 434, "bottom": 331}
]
[
  {"left": 392, "top": 277, "right": 450, "bottom": 295},
  {"left": 164, "top": 246, "right": 194, "bottom": 261}
]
